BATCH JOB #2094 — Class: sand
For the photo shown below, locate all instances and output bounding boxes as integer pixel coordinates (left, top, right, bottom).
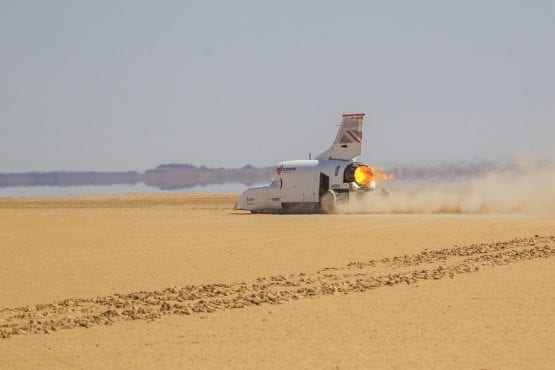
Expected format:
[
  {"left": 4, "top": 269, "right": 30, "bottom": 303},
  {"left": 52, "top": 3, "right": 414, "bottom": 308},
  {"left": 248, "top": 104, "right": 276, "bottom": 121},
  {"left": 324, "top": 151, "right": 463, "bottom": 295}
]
[{"left": 1, "top": 193, "right": 554, "bottom": 369}]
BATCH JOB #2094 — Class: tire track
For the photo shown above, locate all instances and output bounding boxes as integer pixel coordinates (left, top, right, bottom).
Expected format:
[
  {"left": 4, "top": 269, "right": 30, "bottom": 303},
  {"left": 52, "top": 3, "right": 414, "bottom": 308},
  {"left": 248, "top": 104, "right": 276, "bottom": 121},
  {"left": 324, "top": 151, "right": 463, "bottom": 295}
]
[{"left": 1, "top": 235, "right": 553, "bottom": 338}]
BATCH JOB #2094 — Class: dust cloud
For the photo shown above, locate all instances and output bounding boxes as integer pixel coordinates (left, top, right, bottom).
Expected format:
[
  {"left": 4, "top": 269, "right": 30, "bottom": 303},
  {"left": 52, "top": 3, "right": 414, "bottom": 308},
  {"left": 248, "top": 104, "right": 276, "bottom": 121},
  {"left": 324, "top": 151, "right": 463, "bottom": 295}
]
[{"left": 345, "top": 160, "right": 555, "bottom": 216}]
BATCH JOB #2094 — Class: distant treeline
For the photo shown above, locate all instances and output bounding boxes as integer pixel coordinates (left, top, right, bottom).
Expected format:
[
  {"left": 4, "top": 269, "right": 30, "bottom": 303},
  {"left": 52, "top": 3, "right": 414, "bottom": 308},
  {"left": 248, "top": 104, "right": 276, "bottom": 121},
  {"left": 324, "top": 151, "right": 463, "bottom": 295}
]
[
  {"left": 0, "top": 164, "right": 271, "bottom": 189},
  {"left": 1, "top": 159, "right": 551, "bottom": 189}
]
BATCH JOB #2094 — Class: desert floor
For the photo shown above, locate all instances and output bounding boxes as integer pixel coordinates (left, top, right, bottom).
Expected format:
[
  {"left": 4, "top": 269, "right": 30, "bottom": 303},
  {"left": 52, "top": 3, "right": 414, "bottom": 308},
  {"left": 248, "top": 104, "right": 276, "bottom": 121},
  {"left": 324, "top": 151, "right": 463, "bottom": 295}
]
[{"left": 0, "top": 194, "right": 554, "bottom": 369}]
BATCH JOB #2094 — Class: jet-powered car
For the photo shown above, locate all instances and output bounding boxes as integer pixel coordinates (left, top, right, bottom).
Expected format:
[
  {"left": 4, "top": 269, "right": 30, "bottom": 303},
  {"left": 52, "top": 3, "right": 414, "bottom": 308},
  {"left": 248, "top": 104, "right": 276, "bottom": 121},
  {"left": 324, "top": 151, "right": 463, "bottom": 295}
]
[{"left": 234, "top": 113, "right": 389, "bottom": 213}]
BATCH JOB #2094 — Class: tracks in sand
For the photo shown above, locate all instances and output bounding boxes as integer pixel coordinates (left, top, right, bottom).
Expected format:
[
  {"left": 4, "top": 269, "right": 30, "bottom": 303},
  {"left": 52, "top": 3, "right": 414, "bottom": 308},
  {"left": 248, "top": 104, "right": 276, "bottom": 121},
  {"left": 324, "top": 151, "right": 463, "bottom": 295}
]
[{"left": 1, "top": 235, "right": 554, "bottom": 338}]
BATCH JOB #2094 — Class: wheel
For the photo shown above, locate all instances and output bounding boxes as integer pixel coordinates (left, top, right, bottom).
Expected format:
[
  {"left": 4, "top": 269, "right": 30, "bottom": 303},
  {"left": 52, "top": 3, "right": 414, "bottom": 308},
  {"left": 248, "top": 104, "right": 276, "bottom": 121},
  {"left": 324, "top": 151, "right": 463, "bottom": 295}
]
[
  {"left": 320, "top": 190, "right": 337, "bottom": 214},
  {"left": 380, "top": 188, "right": 392, "bottom": 198}
]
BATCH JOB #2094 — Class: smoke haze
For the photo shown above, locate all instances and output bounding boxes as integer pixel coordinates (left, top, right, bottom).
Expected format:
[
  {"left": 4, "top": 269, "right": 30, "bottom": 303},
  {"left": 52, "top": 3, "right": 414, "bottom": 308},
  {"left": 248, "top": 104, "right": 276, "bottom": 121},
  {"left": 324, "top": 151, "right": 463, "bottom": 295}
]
[{"left": 344, "top": 160, "right": 555, "bottom": 216}]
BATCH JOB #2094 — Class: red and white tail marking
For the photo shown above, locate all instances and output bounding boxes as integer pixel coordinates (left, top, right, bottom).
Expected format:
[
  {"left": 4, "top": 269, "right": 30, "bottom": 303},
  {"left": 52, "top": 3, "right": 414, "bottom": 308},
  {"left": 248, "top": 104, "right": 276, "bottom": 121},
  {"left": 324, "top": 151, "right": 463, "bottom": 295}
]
[
  {"left": 315, "top": 113, "right": 365, "bottom": 161},
  {"left": 346, "top": 130, "right": 361, "bottom": 143}
]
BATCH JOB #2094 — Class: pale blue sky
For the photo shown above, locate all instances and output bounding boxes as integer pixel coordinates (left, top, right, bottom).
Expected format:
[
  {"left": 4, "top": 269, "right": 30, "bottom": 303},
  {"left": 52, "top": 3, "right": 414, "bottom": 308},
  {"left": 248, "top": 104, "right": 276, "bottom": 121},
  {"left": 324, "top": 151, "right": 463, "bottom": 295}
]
[{"left": 1, "top": 0, "right": 553, "bottom": 172}]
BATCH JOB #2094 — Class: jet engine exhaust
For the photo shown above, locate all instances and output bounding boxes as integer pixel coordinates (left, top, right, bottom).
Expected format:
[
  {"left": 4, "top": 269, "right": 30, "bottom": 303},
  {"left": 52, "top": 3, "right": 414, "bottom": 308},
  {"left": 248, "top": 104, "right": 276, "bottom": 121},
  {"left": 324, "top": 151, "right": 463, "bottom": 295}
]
[{"left": 354, "top": 166, "right": 373, "bottom": 186}]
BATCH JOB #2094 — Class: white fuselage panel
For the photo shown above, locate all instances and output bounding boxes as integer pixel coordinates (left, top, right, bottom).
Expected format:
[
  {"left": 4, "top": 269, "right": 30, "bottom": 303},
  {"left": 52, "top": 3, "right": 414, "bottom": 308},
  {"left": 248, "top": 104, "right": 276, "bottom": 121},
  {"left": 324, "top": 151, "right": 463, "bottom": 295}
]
[{"left": 235, "top": 159, "right": 353, "bottom": 212}]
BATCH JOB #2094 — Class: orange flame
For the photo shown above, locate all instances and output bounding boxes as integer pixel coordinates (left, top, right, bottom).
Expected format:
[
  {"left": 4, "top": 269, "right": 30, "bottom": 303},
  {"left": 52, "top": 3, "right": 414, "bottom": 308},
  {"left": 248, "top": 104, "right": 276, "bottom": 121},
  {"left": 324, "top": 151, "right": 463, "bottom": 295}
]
[
  {"left": 369, "top": 167, "right": 393, "bottom": 181},
  {"left": 354, "top": 166, "right": 373, "bottom": 186}
]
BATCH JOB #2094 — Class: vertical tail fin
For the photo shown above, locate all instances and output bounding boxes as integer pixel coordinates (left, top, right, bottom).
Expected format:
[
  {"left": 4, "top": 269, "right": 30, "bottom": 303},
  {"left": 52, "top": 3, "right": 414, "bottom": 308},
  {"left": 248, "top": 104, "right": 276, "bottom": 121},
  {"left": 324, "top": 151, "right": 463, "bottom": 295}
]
[{"left": 315, "top": 113, "right": 364, "bottom": 161}]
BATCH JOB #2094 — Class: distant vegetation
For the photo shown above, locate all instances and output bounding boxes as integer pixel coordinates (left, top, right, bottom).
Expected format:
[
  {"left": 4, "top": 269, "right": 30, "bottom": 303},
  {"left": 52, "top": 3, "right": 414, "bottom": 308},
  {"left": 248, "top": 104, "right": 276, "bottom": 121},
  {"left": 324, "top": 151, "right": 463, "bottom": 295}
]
[
  {"left": 0, "top": 164, "right": 271, "bottom": 189},
  {"left": 1, "top": 159, "right": 551, "bottom": 189}
]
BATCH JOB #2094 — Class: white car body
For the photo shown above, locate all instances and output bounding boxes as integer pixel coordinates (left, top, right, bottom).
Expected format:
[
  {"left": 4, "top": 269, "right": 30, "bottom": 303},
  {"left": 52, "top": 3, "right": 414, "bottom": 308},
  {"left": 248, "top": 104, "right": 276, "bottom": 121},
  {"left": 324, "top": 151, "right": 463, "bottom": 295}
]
[{"left": 235, "top": 113, "right": 377, "bottom": 213}]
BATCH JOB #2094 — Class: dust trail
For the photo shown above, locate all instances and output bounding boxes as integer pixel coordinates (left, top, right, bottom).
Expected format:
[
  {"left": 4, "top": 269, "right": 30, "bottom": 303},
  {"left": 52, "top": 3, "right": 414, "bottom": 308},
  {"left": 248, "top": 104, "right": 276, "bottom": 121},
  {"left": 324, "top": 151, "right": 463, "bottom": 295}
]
[
  {"left": 348, "top": 160, "right": 555, "bottom": 215},
  {"left": 1, "top": 235, "right": 553, "bottom": 338}
]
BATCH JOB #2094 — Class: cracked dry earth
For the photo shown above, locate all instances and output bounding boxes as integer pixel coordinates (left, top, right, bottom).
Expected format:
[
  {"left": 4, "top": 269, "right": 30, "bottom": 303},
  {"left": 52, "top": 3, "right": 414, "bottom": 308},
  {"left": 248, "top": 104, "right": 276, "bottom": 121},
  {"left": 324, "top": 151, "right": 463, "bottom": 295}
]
[{"left": 1, "top": 235, "right": 554, "bottom": 339}]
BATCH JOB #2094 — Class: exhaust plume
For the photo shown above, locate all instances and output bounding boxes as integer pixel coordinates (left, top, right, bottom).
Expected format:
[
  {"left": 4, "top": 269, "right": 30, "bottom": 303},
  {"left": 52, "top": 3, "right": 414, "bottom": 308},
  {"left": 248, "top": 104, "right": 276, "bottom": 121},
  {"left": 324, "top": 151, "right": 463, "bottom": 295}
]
[{"left": 344, "top": 159, "right": 555, "bottom": 216}]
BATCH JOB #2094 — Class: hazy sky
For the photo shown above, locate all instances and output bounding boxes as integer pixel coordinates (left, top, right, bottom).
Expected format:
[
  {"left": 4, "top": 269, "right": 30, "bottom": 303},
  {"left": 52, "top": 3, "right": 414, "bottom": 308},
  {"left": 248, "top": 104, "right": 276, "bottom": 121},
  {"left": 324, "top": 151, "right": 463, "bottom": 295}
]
[{"left": 1, "top": 1, "right": 553, "bottom": 172}]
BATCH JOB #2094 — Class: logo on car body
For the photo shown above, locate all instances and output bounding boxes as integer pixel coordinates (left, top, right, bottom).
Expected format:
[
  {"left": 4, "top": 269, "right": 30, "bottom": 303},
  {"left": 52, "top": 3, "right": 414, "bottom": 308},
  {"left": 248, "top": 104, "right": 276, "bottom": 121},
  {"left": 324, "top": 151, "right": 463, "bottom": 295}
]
[{"left": 275, "top": 165, "right": 296, "bottom": 175}]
